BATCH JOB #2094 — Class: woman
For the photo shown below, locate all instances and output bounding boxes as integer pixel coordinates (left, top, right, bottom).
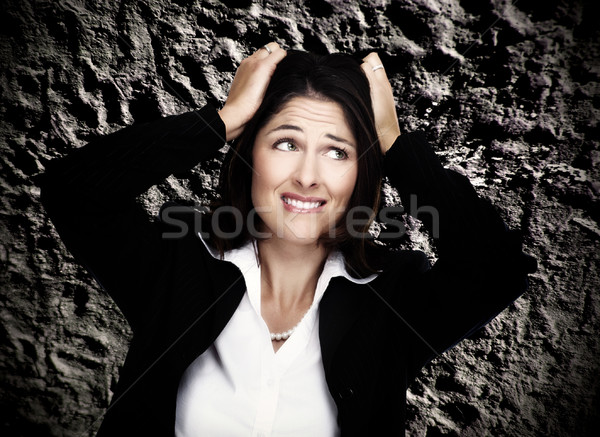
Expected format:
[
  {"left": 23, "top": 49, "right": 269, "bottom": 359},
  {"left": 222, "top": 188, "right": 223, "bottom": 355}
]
[{"left": 39, "top": 43, "right": 536, "bottom": 436}]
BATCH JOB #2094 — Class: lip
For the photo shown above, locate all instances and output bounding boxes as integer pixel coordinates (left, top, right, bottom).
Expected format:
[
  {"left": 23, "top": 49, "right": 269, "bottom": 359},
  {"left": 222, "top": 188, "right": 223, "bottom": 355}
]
[{"left": 281, "top": 192, "right": 327, "bottom": 213}]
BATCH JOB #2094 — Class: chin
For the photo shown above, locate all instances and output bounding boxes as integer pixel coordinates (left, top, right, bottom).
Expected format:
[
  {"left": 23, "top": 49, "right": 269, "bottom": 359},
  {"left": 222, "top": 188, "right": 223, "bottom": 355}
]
[
  {"left": 263, "top": 224, "right": 329, "bottom": 247},
  {"left": 254, "top": 209, "right": 327, "bottom": 242},
  {"left": 276, "top": 230, "right": 321, "bottom": 246}
]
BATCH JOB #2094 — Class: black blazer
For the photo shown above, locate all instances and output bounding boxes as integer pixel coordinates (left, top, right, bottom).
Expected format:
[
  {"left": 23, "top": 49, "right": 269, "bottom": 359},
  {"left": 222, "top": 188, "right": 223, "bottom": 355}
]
[{"left": 39, "top": 105, "right": 536, "bottom": 436}]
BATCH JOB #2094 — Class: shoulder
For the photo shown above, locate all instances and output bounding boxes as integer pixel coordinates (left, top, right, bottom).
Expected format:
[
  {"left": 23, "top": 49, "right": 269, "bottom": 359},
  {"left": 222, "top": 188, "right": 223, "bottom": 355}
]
[
  {"left": 154, "top": 201, "right": 217, "bottom": 255},
  {"left": 157, "top": 201, "right": 207, "bottom": 229},
  {"left": 365, "top": 243, "right": 431, "bottom": 276}
]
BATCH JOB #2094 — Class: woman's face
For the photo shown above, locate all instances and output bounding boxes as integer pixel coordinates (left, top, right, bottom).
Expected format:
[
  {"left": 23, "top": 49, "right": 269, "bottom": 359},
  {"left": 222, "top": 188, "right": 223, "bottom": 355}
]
[{"left": 251, "top": 96, "right": 358, "bottom": 245}]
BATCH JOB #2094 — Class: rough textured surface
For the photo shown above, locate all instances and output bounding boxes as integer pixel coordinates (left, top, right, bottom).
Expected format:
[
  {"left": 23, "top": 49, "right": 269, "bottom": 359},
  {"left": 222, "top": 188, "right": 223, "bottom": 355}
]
[{"left": 1, "top": 0, "right": 598, "bottom": 435}]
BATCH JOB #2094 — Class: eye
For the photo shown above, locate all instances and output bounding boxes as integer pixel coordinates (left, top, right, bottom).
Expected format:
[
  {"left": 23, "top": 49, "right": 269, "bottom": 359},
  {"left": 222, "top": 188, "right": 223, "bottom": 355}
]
[
  {"left": 325, "top": 147, "right": 348, "bottom": 160},
  {"left": 274, "top": 140, "right": 298, "bottom": 152}
]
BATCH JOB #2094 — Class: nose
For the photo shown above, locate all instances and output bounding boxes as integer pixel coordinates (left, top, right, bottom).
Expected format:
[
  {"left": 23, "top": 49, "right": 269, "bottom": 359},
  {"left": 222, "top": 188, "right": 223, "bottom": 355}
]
[{"left": 294, "top": 153, "right": 320, "bottom": 189}]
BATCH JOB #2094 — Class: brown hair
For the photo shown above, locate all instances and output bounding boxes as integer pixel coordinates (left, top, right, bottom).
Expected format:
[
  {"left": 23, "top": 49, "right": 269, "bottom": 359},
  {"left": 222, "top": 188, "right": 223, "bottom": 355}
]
[{"left": 206, "top": 50, "right": 384, "bottom": 277}]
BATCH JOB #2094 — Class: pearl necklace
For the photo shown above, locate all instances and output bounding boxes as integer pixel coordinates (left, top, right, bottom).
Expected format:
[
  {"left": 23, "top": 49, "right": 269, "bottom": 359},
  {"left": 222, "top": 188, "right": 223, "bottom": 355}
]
[{"left": 269, "top": 308, "right": 311, "bottom": 341}]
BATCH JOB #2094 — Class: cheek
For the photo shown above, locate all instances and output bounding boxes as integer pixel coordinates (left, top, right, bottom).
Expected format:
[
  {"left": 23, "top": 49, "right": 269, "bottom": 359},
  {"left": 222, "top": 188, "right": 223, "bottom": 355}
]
[
  {"left": 250, "top": 175, "right": 258, "bottom": 205},
  {"left": 250, "top": 157, "right": 285, "bottom": 205},
  {"left": 334, "top": 166, "right": 358, "bottom": 204},
  {"left": 252, "top": 150, "right": 291, "bottom": 189},
  {"left": 251, "top": 149, "right": 269, "bottom": 204},
  {"left": 251, "top": 173, "right": 271, "bottom": 206}
]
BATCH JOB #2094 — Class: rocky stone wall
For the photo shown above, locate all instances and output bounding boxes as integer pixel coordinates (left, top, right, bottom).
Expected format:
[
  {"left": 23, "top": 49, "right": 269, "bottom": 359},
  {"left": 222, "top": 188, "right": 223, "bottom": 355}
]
[{"left": 1, "top": 0, "right": 598, "bottom": 435}]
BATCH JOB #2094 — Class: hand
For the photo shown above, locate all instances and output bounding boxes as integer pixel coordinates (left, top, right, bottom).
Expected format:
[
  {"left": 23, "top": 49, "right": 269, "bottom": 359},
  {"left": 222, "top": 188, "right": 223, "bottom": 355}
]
[
  {"left": 218, "top": 42, "right": 286, "bottom": 141},
  {"left": 360, "top": 52, "right": 401, "bottom": 153}
]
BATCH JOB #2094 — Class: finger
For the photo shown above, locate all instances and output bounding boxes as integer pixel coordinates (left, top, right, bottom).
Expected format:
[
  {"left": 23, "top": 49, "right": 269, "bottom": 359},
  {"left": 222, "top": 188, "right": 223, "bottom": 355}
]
[
  {"left": 362, "top": 53, "right": 387, "bottom": 76},
  {"left": 253, "top": 44, "right": 286, "bottom": 70},
  {"left": 362, "top": 52, "right": 381, "bottom": 67},
  {"left": 268, "top": 46, "right": 287, "bottom": 65},
  {"left": 255, "top": 42, "right": 282, "bottom": 58},
  {"left": 361, "top": 61, "right": 383, "bottom": 82},
  {"left": 254, "top": 45, "right": 271, "bottom": 59},
  {"left": 263, "top": 42, "right": 281, "bottom": 53},
  {"left": 265, "top": 42, "right": 286, "bottom": 60},
  {"left": 360, "top": 61, "right": 374, "bottom": 80}
]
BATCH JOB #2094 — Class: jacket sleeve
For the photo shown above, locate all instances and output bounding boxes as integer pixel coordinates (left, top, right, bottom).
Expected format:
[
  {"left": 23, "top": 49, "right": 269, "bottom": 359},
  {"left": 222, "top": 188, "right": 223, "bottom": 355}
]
[
  {"left": 38, "top": 105, "right": 226, "bottom": 329},
  {"left": 382, "top": 132, "right": 537, "bottom": 369}
]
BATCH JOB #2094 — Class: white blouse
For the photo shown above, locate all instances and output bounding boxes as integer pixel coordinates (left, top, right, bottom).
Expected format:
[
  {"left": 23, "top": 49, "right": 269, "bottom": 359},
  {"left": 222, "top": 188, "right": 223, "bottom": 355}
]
[{"left": 175, "top": 238, "right": 377, "bottom": 437}]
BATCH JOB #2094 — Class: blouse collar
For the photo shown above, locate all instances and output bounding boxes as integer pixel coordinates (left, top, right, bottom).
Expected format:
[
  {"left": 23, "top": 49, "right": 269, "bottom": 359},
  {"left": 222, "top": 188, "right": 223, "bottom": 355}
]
[{"left": 198, "top": 234, "right": 378, "bottom": 292}]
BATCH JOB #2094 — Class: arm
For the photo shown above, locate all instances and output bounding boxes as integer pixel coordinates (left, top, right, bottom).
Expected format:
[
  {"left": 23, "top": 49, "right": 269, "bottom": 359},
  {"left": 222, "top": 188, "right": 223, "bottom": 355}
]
[
  {"left": 39, "top": 106, "right": 226, "bottom": 329},
  {"left": 39, "top": 43, "right": 287, "bottom": 329},
  {"left": 362, "top": 53, "right": 536, "bottom": 368},
  {"left": 384, "top": 132, "right": 536, "bottom": 367}
]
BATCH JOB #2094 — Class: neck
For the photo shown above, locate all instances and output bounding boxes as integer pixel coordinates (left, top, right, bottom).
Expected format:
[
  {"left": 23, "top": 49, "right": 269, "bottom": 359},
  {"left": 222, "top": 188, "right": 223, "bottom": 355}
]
[{"left": 257, "top": 238, "right": 328, "bottom": 312}]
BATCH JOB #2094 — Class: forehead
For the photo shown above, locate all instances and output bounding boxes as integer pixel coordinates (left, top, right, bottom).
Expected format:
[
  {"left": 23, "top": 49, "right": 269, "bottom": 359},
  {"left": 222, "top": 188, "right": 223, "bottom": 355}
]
[{"left": 262, "top": 96, "right": 353, "bottom": 137}]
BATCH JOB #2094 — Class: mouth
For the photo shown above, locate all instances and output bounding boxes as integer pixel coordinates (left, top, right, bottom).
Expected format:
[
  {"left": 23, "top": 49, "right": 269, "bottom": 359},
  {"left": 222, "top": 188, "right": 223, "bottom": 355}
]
[{"left": 281, "top": 193, "right": 326, "bottom": 213}]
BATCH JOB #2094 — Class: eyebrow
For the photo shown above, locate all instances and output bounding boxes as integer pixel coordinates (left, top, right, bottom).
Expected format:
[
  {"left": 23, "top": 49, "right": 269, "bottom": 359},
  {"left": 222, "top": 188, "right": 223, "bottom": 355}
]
[{"left": 267, "top": 124, "right": 355, "bottom": 148}]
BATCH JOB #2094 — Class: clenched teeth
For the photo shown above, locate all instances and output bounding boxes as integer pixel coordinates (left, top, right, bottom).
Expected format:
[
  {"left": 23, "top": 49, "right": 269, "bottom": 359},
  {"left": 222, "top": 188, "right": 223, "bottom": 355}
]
[{"left": 282, "top": 196, "right": 323, "bottom": 210}]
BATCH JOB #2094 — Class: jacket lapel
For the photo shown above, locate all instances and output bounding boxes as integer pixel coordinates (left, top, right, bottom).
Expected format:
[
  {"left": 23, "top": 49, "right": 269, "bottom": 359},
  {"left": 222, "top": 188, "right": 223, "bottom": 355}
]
[
  {"left": 170, "top": 257, "right": 246, "bottom": 372},
  {"left": 319, "top": 277, "right": 365, "bottom": 374}
]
